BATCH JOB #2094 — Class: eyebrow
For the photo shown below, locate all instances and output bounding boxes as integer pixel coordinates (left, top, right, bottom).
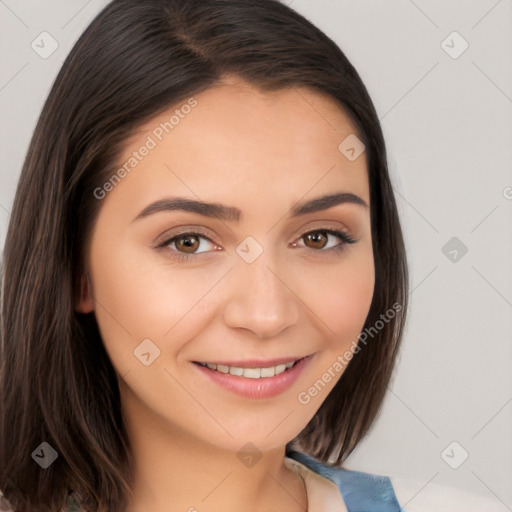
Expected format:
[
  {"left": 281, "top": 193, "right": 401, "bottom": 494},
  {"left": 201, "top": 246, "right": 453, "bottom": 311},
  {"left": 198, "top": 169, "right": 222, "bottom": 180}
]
[{"left": 132, "top": 191, "right": 368, "bottom": 223}]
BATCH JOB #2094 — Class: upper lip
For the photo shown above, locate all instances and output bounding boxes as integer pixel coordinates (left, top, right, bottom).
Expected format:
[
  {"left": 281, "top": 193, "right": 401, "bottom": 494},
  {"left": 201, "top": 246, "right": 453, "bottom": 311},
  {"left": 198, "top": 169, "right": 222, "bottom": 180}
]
[{"left": 193, "top": 355, "right": 309, "bottom": 368}]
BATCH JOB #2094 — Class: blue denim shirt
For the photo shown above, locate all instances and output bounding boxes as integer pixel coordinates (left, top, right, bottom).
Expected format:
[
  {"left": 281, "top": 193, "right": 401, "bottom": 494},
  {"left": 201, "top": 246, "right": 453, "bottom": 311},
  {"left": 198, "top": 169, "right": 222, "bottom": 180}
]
[{"left": 286, "top": 449, "right": 407, "bottom": 512}]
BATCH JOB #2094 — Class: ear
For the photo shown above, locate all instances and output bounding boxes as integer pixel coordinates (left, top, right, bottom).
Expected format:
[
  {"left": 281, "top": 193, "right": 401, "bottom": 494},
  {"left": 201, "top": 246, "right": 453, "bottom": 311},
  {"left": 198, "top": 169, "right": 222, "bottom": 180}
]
[{"left": 75, "top": 274, "right": 94, "bottom": 313}]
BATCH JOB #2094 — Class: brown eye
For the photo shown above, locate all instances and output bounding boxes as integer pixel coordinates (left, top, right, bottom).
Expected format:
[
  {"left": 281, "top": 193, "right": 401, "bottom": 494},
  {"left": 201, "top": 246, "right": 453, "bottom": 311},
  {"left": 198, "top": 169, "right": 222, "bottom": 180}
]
[
  {"left": 174, "top": 234, "right": 201, "bottom": 253},
  {"left": 303, "top": 231, "right": 329, "bottom": 249},
  {"left": 294, "top": 228, "right": 356, "bottom": 252},
  {"left": 156, "top": 231, "right": 219, "bottom": 261}
]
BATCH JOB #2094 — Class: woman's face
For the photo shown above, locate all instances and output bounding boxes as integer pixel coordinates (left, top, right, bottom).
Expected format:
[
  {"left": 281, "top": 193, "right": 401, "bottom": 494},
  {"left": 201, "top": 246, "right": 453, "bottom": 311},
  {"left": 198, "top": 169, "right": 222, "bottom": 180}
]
[{"left": 77, "top": 77, "right": 374, "bottom": 453}]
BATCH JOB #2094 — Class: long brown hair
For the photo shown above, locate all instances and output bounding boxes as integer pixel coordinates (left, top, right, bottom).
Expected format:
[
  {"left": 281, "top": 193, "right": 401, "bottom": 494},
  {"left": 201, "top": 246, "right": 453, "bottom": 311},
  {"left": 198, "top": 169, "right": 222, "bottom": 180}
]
[{"left": 0, "top": 1, "right": 408, "bottom": 511}]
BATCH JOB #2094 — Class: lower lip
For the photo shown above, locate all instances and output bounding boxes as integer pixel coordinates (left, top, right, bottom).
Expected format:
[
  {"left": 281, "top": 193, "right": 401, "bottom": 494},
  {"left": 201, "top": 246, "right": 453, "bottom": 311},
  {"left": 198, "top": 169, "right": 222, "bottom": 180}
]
[{"left": 193, "top": 355, "right": 313, "bottom": 399}]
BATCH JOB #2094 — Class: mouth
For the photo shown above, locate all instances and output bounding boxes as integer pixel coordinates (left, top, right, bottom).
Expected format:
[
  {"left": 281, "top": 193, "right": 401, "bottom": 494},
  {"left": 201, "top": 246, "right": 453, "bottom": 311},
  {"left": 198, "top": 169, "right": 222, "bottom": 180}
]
[
  {"left": 192, "top": 354, "right": 314, "bottom": 399},
  {"left": 192, "top": 357, "right": 305, "bottom": 379}
]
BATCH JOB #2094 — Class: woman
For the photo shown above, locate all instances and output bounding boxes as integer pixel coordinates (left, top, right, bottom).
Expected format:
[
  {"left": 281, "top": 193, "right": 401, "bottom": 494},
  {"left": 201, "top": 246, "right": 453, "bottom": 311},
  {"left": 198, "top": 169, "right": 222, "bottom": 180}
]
[{"left": 0, "top": 1, "right": 502, "bottom": 511}]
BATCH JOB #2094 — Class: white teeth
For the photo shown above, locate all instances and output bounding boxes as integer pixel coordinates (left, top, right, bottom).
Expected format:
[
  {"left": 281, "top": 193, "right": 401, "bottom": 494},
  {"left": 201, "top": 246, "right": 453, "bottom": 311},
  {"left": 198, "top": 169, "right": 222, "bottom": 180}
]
[
  {"left": 198, "top": 360, "right": 298, "bottom": 379},
  {"left": 260, "top": 367, "right": 275, "bottom": 378},
  {"left": 275, "top": 364, "right": 286, "bottom": 374},
  {"left": 243, "top": 368, "right": 261, "bottom": 379}
]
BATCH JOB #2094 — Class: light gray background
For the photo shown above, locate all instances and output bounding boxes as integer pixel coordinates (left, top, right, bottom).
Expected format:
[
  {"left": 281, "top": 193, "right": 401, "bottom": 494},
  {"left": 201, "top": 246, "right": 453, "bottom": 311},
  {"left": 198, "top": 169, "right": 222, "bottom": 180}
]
[{"left": 1, "top": 0, "right": 511, "bottom": 508}]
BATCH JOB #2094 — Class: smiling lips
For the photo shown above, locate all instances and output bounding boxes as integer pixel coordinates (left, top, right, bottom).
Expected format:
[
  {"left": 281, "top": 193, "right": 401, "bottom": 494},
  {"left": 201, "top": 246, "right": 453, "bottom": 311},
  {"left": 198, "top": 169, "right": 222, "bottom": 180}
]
[{"left": 193, "top": 355, "right": 312, "bottom": 399}]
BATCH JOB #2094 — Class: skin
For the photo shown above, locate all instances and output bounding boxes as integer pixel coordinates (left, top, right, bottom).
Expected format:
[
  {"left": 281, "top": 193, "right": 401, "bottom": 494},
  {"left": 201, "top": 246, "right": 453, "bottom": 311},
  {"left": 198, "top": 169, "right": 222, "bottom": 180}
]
[{"left": 76, "top": 75, "right": 375, "bottom": 512}]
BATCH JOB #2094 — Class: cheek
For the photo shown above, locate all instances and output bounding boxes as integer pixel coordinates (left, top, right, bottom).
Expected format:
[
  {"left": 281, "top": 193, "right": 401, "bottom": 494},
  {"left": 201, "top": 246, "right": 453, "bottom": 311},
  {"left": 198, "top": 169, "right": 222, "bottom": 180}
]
[
  {"left": 298, "top": 249, "right": 375, "bottom": 346},
  {"left": 88, "top": 241, "right": 218, "bottom": 367}
]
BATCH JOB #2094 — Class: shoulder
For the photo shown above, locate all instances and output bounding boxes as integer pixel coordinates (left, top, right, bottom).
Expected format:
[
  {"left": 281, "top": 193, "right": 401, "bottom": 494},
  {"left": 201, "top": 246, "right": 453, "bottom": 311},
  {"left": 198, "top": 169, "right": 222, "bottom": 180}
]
[
  {"left": 286, "top": 450, "right": 404, "bottom": 510},
  {"left": 390, "top": 475, "right": 507, "bottom": 512}
]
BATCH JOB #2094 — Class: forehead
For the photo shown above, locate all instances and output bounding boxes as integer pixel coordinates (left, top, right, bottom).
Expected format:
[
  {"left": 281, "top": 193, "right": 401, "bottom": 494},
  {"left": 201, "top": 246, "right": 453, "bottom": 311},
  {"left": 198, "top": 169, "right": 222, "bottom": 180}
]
[{"left": 110, "top": 76, "right": 368, "bottom": 208}]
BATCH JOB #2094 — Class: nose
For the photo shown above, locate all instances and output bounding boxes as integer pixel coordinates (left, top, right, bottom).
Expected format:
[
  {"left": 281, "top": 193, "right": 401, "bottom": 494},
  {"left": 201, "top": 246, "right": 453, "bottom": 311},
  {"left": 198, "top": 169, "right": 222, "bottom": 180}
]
[{"left": 223, "top": 250, "right": 300, "bottom": 339}]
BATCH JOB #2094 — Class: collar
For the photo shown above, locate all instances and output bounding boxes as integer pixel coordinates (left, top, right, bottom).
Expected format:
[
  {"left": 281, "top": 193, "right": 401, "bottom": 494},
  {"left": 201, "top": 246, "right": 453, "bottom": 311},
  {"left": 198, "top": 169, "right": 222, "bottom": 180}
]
[{"left": 284, "top": 455, "right": 348, "bottom": 512}]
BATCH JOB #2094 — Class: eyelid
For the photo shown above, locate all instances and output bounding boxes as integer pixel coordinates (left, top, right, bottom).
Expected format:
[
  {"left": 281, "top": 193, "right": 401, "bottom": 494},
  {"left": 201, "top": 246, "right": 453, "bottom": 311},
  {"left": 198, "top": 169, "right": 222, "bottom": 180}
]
[{"left": 154, "top": 227, "right": 218, "bottom": 249}]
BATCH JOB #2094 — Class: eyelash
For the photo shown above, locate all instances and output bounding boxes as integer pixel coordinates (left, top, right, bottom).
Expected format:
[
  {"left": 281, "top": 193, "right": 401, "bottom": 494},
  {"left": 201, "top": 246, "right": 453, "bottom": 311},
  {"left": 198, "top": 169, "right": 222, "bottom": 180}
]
[{"left": 156, "top": 228, "right": 357, "bottom": 262}]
